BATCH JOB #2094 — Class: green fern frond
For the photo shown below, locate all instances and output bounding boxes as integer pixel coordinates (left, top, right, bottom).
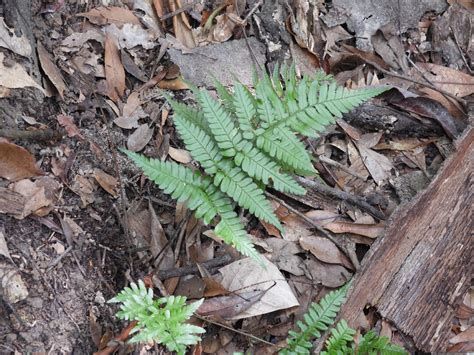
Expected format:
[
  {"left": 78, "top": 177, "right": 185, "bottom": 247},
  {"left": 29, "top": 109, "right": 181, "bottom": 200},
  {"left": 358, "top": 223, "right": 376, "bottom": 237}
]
[
  {"left": 280, "top": 283, "right": 350, "bottom": 355},
  {"left": 321, "top": 320, "right": 356, "bottom": 355},
  {"left": 356, "top": 330, "right": 408, "bottom": 355},
  {"left": 173, "top": 115, "right": 282, "bottom": 230},
  {"left": 108, "top": 280, "right": 205, "bottom": 355},
  {"left": 123, "top": 150, "right": 259, "bottom": 258},
  {"left": 232, "top": 82, "right": 257, "bottom": 139}
]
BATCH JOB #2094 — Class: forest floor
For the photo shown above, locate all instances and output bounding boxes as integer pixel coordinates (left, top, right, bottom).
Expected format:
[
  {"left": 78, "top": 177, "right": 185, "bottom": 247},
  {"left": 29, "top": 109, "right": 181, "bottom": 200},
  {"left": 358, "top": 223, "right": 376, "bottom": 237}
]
[{"left": 0, "top": 0, "right": 472, "bottom": 354}]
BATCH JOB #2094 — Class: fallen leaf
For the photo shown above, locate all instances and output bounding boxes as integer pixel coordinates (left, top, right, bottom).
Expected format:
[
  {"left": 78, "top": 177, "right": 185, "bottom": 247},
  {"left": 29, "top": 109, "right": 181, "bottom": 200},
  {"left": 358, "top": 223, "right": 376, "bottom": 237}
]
[
  {"left": 449, "top": 326, "right": 474, "bottom": 344},
  {"left": 300, "top": 236, "right": 354, "bottom": 269},
  {"left": 415, "top": 63, "right": 474, "bottom": 98},
  {"left": 104, "top": 35, "right": 125, "bottom": 102},
  {"left": 121, "top": 50, "right": 149, "bottom": 82},
  {"left": 0, "top": 261, "right": 28, "bottom": 303},
  {"left": 104, "top": 23, "right": 158, "bottom": 50},
  {"left": 0, "top": 17, "right": 31, "bottom": 57},
  {"left": 93, "top": 169, "right": 118, "bottom": 197},
  {"left": 356, "top": 143, "right": 393, "bottom": 185},
  {"left": 134, "top": 0, "right": 163, "bottom": 35},
  {"left": 0, "top": 52, "right": 45, "bottom": 94},
  {"left": 157, "top": 77, "right": 189, "bottom": 90},
  {"left": 127, "top": 124, "right": 154, "bottom": 152},
  {"left": 71, "top": 175, "right": 96, "bottom": 207},
  {"left": 197, "top": 289, "right": 265, "bottom": 319},
  {"left": 57, "top": 115, "right": 84, "bottom": 139},
  {"left": 10, "top": 177, "right": 60, "bottom": 218},
  {"left": 212, "top": 14, "right": 236, "bottom": 42},
  {"left": 77, "top": 6, "right": 141, "bottom": 27},
  {"left": 0, "top": 139, "right": 43, "bottom": 181},
  {"left": 303, "top": 257, "right": 351, "bottom": 288},
  {"left": 168, "top": 146, "right": 192, "bottom": 164},
  {"left": 170, "top": 0, "right": 196, "bottom": 48},
  {"left": 0, "top": 230, "right": 13, "bottom": 262},
  {"left": 148, "top": 202, "right": 174, "bottom": 269},
  {"left": 113, "top": 91, "right": 146, "bottom": 129},
  {"left": 324, "top": 221, "right": 385, "bottom": 239},
  {"left": 61, "top": 30, "right": 104, "bottom": 52},
  {"left": 218, "top": 257, "right": 299, "bottom": 319},
  {"left": 37, "top": 41, "right": 67, "bottom": 98}
]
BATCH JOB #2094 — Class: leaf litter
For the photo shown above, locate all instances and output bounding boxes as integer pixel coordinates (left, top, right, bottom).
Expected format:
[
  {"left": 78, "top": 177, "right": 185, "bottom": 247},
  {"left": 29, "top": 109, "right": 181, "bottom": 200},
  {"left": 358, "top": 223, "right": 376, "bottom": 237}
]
[{"left": 0, "top": 0, "right": 471, "bottom": 353}]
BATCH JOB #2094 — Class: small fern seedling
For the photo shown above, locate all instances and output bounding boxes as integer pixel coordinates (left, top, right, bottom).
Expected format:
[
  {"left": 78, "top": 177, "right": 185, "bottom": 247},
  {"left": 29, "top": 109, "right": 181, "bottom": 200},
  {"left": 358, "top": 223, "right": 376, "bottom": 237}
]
[
  {"left": 108, "top": 280, "right": 205, "bottom": 355},
  {"left": 124, "top": 65, "right": 388, "bottom": 262}
]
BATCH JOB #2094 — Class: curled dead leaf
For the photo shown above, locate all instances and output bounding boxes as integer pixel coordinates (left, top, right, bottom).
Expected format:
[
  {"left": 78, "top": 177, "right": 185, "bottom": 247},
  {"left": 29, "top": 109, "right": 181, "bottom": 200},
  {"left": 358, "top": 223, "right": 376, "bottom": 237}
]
[
  {"left": 104, "top": 35, "right": 125, "bottom": 102},
  {"left": 168, "top": 146, "right": 192, "bottom": 164},
  {"left": 93, "top": 169, "right": 118, "bottom": 197},
  {"left": 127, "top": 124, "right": 154, "bottom": 152},
  {"left": 0, "top": 138, "right": 43, "bottom": 181}
]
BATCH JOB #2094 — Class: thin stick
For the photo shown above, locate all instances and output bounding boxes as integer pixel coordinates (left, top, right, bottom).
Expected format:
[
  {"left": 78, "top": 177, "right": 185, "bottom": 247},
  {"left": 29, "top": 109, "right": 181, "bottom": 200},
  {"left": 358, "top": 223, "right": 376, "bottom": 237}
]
[
  {"left": 194, "top": 314, "right": 278, "bottom": 348},
  {"left": 265, "top": 191, "right": 359, "bottom": 269},
  {"left": 0, "top": 128, "right": 63, "bottom": 141},
  {"left": 319, "top": 155, "right": 367, "bottom": 180},
  {"left": 154, "top": 254, "right": 233, "bottom": 280}
]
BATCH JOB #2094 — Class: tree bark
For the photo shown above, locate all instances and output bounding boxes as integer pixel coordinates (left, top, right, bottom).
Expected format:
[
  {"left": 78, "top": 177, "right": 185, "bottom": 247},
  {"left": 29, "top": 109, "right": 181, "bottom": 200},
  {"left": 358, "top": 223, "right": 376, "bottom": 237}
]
[{"left": 338, "top": 126, "right": 473, "bottom": 352}]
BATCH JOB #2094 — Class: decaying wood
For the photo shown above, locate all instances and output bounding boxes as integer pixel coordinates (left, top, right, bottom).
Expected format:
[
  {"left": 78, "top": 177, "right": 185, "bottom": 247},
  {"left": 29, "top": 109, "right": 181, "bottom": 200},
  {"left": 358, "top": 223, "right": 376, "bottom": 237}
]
[
  {"left": 338, "top": 126, "right": 473, "bottom": 352},
  {"left": 0, "top": 188, "right": 25, "bottom": 218}
]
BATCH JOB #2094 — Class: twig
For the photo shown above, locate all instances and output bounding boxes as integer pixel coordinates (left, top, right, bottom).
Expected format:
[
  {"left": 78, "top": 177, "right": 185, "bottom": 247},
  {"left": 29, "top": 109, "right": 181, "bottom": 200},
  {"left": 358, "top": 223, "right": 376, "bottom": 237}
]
[
  {"left": 0, "top": 128, "right": 63, "bottom": 141},
  {"left": 319, "top": 155, "right": 367, "bottom": 180},
  {"left": 194, "top": 314, "right": 278, "bottom": 348},
  {"left": 159, "top": 0, "right": 200, "bottom": 21},
  {"left": 153, "top": 254, "right": 233, "bottom": 280},
  {"left": 295, "top": 176, "right": 386, "bottom": 221},
  {"left": 450, "top": 26, "right": 473, "bottom": 74},
  {"left": 265, "top": 191, "right": 360, "bottom": 270}
]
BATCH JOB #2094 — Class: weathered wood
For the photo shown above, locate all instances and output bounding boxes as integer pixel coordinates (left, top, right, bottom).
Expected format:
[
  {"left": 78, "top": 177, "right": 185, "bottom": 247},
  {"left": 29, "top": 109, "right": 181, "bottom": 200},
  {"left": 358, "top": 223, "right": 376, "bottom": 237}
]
[{"left": 338, "top": 126, "right": 473, "bottom": 352}]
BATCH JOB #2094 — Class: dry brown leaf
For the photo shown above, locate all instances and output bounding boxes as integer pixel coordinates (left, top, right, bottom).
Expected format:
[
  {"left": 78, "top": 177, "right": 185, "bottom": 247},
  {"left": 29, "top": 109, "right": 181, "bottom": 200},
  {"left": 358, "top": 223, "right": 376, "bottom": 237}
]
[
  {"left": 218, "top": 257, "right": 299, "bottom": 319},
  {"left": 57, "top": 115, "right": 84, "bottom": 139},
  {"left": 76, "top": 6, "right": 141, "bottom": 28},
  {"left": 0, "top": 52, "right": 44, "bottom": 94},
  {"left": 127, "top": 124, "right": 154, "bottom": 152},
  {"left": 153, "top": 0, "right": 167, "bottom": 17},
  {"left": 10, "top": 177, "right": 60, "bottom": 218},
  {"left": 71, "top": 175, "right": 96, "bottom": 207},
  {"left": 157, "top": 77, "right": 189, "bottom": 90},
  {"left": 356, "top": 143, "right": 393, "bottom": 185},
  {"left": 104, "top": 35, "right": 125, "bottom": 102},
  {"left": 37, "top": 41, "right": 67, "bottom": 99},
  {"left": 0, "top": 17, "right": 31, "bottom": 57},
  {"left": 197, "top": 290, "right": 265, "bottom": 319},
  {"left": 212, "top": 14, "right": 235, "bottom": 42},
  {"left": 114, "top": 92, "right": 146, "bottom": 129},
  {"left": 300, "top": 236, "right": 354, "bottom": 269},
  {"left": 324, "top": 221, "right": 385, "bottom": 239},
  {"left": 303, "top": 257, "right": 352, "bottom": 288},
  {"left": 168, "top": 146, "right": 192, "bottom": 164},
  {"left": 170, "top": 0, "right": 196, "bottom": 48},
  {"left": 415, "top": 63, "right": 474, "bottom": 98},
  {"left": 0, "top": 139, "right": 43, "bottom": 181},
  {"left": 449, "top": 326, "right": 474, "bottom": 344},
  {"left": 93, "top": 169, "right": 118, "bottom": 197},
  {"left": 149, "top": 202, "right": 174, "bottom": 269}
]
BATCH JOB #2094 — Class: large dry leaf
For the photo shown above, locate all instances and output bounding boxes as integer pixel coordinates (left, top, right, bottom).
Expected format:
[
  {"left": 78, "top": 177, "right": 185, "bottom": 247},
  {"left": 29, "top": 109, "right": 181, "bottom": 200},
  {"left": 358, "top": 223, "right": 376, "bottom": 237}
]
[
  {"left": 0, "top": 52, "right": 44, "bottom": 94},
  {"left": 77, "top": 6, "right": 141, "bottom": 28},
  {"left": 0, "top": 18, "right": 31, "bottom": 57},
  {"left": 218, "top": 257, "right": 299, "bottom": 319},
  {"left": 303, "top": 257, "right": 352, "bottom": 288},
  {"left": 148, "top": 202, "right": 174, "bottom": 269},
  {"left": 93, "top": 168, "right": 118, "bottom": 197},
  {"left": 0, "top": 139, "right": 43, "bottom": 181},
  {"left": 324, "top": 221, "right": 385, "bottom": 239},
  {"left": 104, "top": 35, "right": 125, "bottom": 102},
  {"left": 10, "top": 177, "right": 60, "bottom": 218},
  {"left": 197, "top": 290, "right": 265, "bottom": 319},
  {"left": 356, "top": 143, "right": 393, "bottom": 185},
  {"left": 300, "top": 236, "right": 353, "bottom": 269},
  {"left": 170, "top": 0, "right": 195, "bottom": 48},
  {"left": 105, "top": 24, "right": 158, "bottom": 50},
  {"left": 37, "top": 41, "right": 67, "bottom": 98},
  {"left": 113, "top": 91, "right": 146, "bottom": 129},
  {"left": 127, "top": 124, "right": 154, "bottom": 152},
  {"left": 0, "top": 261, "right": 28, "bottom": 303},
  {"left": 415, "top": 63, "right": 474, "bottom": 98}
]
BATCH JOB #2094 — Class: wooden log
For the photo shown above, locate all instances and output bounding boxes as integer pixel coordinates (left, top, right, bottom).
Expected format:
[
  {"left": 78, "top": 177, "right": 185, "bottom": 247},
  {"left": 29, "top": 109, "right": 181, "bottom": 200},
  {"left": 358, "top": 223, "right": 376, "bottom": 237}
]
[{"left": 338, "top": 126, "right": 473, "bottom": 352}]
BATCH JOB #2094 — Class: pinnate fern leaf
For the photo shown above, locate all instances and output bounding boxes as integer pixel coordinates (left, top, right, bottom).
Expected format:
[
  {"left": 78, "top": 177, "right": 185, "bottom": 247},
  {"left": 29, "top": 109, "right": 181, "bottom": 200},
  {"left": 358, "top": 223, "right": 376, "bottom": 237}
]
[
  {"left": 356, "top": 330, "right": 408, "bottom": 355},
  {"left": 108, "top": 280, "right": 205, "bottom": 355},
  {"left": 280, "top": 283, "right": 350, "bottom": 354},
  {"left": 321, "top": 320, "right": 356, "bottom": 355}
]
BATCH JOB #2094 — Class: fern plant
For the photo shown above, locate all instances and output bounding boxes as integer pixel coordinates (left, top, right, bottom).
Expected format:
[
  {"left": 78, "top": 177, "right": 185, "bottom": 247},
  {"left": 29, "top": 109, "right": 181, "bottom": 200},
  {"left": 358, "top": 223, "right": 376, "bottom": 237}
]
[
  {"left": 124, "top": 65, "right": 387, "bottom": 261},
  {"left": 280, "top": 282, "right": 407, "bottom": 355},
  {"left": 108, "top": 280, "right": 205, "bottom": 355}
]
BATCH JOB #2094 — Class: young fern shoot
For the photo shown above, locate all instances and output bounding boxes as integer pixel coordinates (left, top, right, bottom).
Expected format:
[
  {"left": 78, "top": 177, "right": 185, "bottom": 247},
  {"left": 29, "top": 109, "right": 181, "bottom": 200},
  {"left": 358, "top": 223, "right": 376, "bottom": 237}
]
[{"left": 124, "top": 66, "right": 388, "bottom": 262}]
